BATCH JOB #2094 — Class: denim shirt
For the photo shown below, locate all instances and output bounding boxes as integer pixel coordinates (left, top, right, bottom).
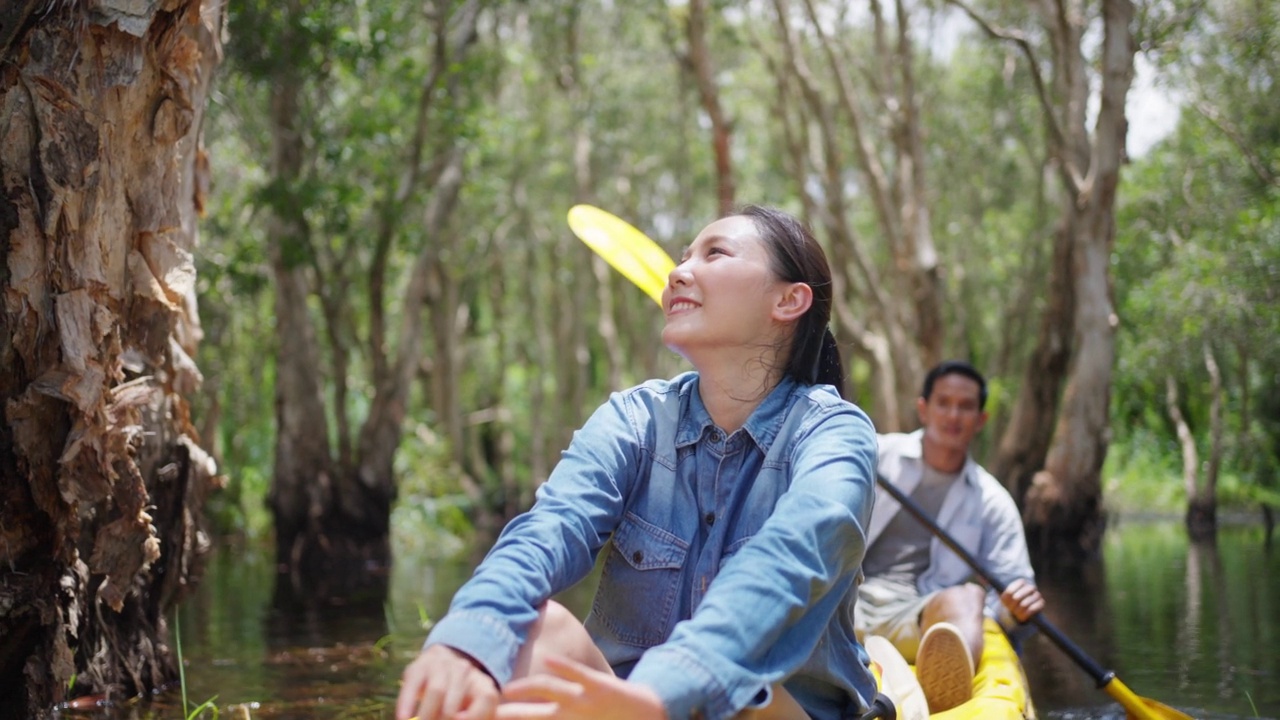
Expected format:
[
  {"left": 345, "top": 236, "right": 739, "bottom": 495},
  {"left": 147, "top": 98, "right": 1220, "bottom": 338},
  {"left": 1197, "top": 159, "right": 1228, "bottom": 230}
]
[
  {"left": 870, "top": 430, "right": 1035, "bottom": 630},
  {"left": 424, "top": 372, "right": 879, "bottom": 720}
]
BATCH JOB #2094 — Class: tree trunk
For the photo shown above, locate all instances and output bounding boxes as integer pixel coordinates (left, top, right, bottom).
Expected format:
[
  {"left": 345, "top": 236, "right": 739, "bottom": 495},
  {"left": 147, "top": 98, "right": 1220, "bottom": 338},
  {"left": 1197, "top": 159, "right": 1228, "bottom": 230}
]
[
  {"left": 0, "top": 1, "right": 223, "bottom": 715},
  {"left": 1024, "top": 0, "right": 1136, "bottom": 560},
  {"left": 266, "top": 0, "right": 482, "bottom": 584},
  {"left": 686, "top": 0, "right": 736, "bottom": 215},
  {"left": 1187, "top": 344, "right": 1222, "bottom": 540},
  {"left": 989, "top": 219, "right": 1074, "bottom": 497},
  {"left": 890, "top": 0, "right": 945, "bottom": 371},
  {"left": 1165, "top": 375, "right": 1200, "bottom": 501},
  {"left": 768, "top": 0, "right": 936, "bottom": 427},
  {"left": 262, "top": 21, "right": 341, "bottom": 580}
]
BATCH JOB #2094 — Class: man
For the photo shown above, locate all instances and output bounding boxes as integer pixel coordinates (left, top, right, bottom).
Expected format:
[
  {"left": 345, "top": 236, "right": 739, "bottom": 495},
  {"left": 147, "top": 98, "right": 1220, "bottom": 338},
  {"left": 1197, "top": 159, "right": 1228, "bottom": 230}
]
[{"left": 855, "top": 361, "right": 1044, "bottom": 713}]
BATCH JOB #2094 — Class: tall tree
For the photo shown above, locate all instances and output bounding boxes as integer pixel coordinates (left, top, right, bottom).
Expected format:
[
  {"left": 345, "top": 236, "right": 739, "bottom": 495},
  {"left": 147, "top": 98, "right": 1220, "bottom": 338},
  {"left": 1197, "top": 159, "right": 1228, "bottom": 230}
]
[
  {"left": 235, "top": 0, "right": 484, "bottom": 583},
  {"left": 952, "top": 0, "right": 1138, "bottom": 558},
  {"left": 682, "top": 0, "right": 737, "bottom": 215},
  {"left": 759, "top": 0, "right": 944, "bottom": 427},
  {"left": 0, "top": 0, "right": 224, "bottom": 715}
]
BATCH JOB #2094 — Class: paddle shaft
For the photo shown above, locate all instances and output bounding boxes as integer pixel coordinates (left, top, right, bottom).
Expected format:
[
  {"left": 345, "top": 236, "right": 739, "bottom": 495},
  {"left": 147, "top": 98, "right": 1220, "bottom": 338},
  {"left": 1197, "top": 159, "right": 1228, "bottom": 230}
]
[{"left": 875, "top": 475, "right": 1115, "bottom": 681}]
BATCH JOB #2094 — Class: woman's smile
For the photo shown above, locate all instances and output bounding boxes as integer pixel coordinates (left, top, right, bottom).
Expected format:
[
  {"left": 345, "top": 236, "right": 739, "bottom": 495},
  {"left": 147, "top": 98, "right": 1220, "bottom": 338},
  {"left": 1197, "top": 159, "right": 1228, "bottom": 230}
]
[{"left": 667, "top": 298, "right": 700, "bottom": 315}]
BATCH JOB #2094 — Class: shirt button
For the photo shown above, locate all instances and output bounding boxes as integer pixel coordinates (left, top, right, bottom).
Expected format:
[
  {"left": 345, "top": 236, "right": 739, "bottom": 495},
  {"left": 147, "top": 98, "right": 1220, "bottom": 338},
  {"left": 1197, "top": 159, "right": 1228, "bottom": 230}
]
[
  {"left": 704, "top": 512, "right": 716, "bottom": 526},
  {"left": 632, "top": 550, "right": 644, "bottom": 563},
  {"left": 710, "top": 430, "right": 722, "bottom": 442}
]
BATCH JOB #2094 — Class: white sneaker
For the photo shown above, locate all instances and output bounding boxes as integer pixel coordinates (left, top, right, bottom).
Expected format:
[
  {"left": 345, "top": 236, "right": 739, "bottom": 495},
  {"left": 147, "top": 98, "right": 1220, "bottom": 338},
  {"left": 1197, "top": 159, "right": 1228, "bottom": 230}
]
[{"left": 916, "top": 622, "right": 975, "bottom": 713}]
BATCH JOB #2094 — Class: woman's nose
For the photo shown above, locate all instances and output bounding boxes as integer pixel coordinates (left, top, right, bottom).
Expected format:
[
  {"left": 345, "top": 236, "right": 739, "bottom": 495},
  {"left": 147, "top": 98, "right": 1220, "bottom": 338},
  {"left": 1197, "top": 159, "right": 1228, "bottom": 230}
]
[{"left": 668, "top": 261, "right": 693, "bottom": 287}]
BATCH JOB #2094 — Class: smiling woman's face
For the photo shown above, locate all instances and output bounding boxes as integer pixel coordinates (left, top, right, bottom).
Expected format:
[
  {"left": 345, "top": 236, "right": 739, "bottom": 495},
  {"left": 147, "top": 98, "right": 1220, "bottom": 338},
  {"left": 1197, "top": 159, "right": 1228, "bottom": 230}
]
[{"left": 660, "top": 215, "right": 787, "bottom": 361}]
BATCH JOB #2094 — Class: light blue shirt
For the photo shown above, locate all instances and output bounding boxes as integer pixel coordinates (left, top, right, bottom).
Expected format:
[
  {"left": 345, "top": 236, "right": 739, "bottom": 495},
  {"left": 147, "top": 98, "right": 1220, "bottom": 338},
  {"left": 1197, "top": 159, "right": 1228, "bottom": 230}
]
[
  {"left": 424, "top": 372, "right": 879, "bottom": 720},
  {"left": 869, "top": 430, "right": 1035, "bottom": 630}
]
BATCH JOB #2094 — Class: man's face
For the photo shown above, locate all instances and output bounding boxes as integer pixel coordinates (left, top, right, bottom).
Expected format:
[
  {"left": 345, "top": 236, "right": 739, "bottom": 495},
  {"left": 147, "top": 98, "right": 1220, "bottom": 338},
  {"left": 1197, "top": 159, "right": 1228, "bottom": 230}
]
[{"left": 917, "top": 373, "right": 988, "bottom": 455}]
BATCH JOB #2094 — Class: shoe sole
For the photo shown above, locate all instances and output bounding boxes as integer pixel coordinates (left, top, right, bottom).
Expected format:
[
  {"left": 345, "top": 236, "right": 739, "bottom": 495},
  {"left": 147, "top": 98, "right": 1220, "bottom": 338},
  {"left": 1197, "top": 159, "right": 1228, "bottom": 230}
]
[{"left": 916, "top": 622, "right": 975, "bottom": 713}]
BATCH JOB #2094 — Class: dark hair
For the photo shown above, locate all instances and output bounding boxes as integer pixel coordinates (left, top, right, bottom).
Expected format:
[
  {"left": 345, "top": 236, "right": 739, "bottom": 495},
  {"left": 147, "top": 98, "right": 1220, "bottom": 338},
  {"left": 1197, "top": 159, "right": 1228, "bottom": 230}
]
[
  {"left": 736, "top": 205, "right": 846, "bottom": 398},
  {"left": 921, "top": 360, "right": 988, "bottom": 409}
]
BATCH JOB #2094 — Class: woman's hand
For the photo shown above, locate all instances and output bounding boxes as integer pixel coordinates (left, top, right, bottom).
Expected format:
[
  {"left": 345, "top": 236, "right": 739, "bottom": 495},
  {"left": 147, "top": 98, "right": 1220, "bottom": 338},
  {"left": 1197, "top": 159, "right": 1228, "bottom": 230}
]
[
  {"left": 1000, "top": 578, "right": 1045, "bottom": 623},
  {"left": 396, "top": 644, "right": 500, "bottom": 720},
  {"left": 496, "top": 655, "right": 668, "bottom": 720}
]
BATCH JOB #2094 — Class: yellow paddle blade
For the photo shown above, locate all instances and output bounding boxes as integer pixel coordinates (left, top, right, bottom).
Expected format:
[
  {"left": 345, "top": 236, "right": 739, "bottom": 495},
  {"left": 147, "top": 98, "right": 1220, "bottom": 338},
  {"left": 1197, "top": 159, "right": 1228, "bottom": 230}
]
[
  {"left": 567, "top": 204, "right": 675, "bottom": 306},
  {"left": 1107, "top": 677, "right": 1194, "bottom": 720}
]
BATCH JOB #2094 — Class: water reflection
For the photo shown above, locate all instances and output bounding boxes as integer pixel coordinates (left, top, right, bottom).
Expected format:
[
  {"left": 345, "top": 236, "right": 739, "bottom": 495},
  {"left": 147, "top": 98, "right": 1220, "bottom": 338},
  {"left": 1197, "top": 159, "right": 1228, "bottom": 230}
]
[
  {"left": 1023, "top": 521, "right": 1279, "bottom": 719},
  {"left": 74, "top": 521, "right": 1277, "bottom": 719}
]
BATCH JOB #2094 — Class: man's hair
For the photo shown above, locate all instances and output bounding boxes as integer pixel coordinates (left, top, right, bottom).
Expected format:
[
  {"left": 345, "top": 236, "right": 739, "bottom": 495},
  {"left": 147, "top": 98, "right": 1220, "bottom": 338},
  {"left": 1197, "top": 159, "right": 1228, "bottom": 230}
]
[{"left": 921, "top": 360, "right": 988, "bottom": 410}]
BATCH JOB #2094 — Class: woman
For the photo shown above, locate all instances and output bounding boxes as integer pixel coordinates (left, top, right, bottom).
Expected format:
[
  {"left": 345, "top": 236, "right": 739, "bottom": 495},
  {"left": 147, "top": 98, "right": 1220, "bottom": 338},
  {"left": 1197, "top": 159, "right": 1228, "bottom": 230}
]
[{"left": 396, "top": 206, "right": 879, "bottom": 720}]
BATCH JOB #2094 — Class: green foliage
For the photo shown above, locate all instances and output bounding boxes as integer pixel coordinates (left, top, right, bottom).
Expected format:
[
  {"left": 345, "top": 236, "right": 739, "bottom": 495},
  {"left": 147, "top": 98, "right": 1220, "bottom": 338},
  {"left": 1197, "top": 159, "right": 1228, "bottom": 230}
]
[
  {"left": 1112, "top": 0, "right": 1279, "bottom": 508},
  {"left": 195, "top": 0, "right": 1278, "bottom": 544},
  {"left": 391, "top": 422, "right": 473, "bottom": 559},
  {"left": 1103, "top": 430, "right": 1187, "bottom": 513}
]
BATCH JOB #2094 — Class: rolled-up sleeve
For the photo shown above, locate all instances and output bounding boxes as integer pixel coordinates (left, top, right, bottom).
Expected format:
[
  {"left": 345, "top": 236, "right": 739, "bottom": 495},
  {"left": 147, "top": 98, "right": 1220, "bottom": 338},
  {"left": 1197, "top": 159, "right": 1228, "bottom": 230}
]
[{"left": 423, "top": 391, "right": 642, "bottom": 683}]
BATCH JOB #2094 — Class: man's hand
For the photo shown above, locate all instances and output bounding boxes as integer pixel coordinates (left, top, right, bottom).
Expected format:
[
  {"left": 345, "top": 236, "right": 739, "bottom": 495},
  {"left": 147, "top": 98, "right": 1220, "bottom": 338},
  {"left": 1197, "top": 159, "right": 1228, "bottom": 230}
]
[
  {"left": 396, "top": 644, "right": 501, "bottom": 720},
  {"left": 1000, "top": 578, "right": 1045, "bottom": 623},
  {"left": 496, "top": 655, "right": 668, "bottom": 720}
]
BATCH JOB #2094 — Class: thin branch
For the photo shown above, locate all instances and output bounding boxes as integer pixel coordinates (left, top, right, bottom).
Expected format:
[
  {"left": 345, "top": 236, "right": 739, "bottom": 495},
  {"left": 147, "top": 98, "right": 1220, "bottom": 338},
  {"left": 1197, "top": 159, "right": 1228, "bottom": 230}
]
[
  {"left": 945, "top": 0, "right": 1083, "bottom": 196},
  {"left": 368, "top": 0, "right": 481, "bottom": 381},
  {"left": 799, "top": 0, "right": 899, "bottom": 246},
  {"left": 1193, "top": 99, "right": 1280, "bottom": 189}
]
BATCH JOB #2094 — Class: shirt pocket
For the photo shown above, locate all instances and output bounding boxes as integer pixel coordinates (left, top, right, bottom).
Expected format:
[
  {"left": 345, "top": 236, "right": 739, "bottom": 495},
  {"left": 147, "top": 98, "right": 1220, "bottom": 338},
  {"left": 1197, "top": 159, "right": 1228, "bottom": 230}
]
[{"left": 592, "top": 511, "right": 690, "bottom": 647}]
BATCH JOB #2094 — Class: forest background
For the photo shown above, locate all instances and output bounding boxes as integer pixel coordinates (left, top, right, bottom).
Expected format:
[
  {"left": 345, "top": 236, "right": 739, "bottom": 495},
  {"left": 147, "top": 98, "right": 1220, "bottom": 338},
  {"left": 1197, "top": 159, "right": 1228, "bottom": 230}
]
[{"left": 199, "top": 0, "right": 1279, "bottom": 555}]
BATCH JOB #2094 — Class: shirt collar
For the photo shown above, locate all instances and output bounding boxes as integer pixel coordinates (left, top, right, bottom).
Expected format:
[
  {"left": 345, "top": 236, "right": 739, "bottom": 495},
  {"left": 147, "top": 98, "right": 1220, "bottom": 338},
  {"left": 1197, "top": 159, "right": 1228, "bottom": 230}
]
[
  {"left": 676, "top": 374, "right": 799, "bottom": 452},
  {"left": 903, "top": 429, "right": 979, "bottom": 486}
]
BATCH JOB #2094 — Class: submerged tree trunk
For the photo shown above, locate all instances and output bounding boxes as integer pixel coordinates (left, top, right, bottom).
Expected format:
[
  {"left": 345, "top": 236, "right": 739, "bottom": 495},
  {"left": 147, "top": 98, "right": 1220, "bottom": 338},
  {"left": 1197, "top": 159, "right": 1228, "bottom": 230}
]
[
  {"left": 263, "top": 0, "right": 481, "bottom": 586},
  {"left": 262, "top": 14, "right": 342, "bottom": 581},
  {"left": 953, "top": 0, "right": 1136, "bottom": 558},
  {"left": 1186, "top": 344, "right": 1223, "bottom": 540},
  {"left": 1025, "top": 0, "right": 1136, "bottom": 560},
  {"left": 0, "top": 1, "right": 224, "bottom": 716}
]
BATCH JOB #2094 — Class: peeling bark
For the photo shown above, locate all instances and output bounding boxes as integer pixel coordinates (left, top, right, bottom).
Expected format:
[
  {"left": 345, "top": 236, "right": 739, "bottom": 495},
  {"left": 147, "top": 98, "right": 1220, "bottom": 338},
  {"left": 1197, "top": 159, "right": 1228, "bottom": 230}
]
[{"left": 0, "top": 1, "right": 224, "bottom": 716}]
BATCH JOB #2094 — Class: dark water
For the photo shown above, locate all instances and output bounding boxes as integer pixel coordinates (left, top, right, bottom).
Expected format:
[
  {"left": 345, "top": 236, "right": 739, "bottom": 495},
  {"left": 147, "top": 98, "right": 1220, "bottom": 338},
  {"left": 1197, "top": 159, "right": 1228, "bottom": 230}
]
[
  {"left": 74, "top": 519, "right": 1278, "bottom": 719},
  {"left": 1021, "top": 519, "right": 1279, "bottom": 720}
]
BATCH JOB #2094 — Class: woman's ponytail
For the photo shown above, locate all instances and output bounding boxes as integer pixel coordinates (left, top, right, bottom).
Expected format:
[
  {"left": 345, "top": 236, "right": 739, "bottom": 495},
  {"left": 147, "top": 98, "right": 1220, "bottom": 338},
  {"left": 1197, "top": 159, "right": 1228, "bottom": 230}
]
[{"left": 813, "top": 327, "right": 846, "bottom": 399}]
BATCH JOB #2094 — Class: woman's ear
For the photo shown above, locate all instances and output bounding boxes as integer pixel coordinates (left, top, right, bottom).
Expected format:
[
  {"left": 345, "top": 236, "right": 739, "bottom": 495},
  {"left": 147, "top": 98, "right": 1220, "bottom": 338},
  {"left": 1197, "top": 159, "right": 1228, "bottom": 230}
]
[{"left": 772, "top": 282, "right": 813, "bottom": 323}]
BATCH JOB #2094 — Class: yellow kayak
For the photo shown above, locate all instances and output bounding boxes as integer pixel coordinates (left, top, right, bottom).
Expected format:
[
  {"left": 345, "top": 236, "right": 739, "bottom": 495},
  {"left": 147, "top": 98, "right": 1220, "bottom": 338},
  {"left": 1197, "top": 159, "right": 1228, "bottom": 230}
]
[{"left": 872, "top": 619, "right": 1035, "bottom": 720}]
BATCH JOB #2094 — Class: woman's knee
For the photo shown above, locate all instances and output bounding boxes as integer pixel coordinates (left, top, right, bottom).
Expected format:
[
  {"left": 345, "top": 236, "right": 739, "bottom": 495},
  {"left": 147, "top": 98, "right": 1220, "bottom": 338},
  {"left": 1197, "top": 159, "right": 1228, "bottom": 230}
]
[
  {"left": 538, "top": 600, "right": 580, "bottom": 636},
  {"left": 516, "top": 601, "right": 611, "bottom": 677}
]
